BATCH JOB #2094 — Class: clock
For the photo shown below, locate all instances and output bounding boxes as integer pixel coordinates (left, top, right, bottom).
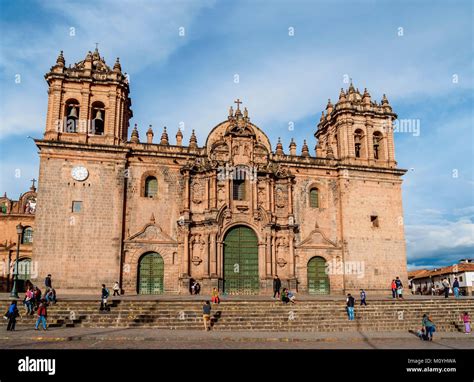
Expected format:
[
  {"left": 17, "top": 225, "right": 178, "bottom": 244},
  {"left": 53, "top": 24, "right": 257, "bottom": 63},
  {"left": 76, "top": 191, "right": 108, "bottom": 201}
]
[{"left": 71, "top": 166, "right": 89, "bottom": 181}]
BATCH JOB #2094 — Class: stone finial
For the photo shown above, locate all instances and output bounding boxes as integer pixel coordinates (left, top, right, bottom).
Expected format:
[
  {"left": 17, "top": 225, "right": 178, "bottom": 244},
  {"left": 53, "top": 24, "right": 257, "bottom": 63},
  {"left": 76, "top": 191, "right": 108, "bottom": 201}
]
[
  {"left": 56, "top": 50, "right": 65, "bottom": 66},
  {"left": 176, "top": 128, "right": 183, "bottom": 146},
  {"left": 289, "top": 138, "right": 297, "bottom": 156},
  {"left": 381, "top": 93, "right": 389, "bottom": 105},
  {"left": 150, "top": 213, "right": 155, "bottom": 224},
  {"left": 243, "top": 107, "right": 248, "bottom": 119},
  {"left": 160, "top": 126, "right": 169, "bottom": 145},
  {"left": 326, "top": 98, "right": 334, "bottom": 114},
  {"left": 189, "top": 129, "right": 198, "bottom": 148},
  {"left": 319, "top": 111, "right": 325, "bottom": 123},
  {"left": 113, "top": 57, "right": 122, "bottom": 73},
  {"left": 362, "top": 88, "right": 371, "bottom": 104},
  {"left": 348, "top": 79, "right": 355, "bottom": 93},
  {"left": 229, "top": 106, "right": 234, "bottom": 117},
  {"left": 275, "top": 137, "right": 284, "bottom": 155},
  {"left": 146, "top": 125, "right": 154, "bottom": 144},
  {"left": 130, "top": 124, "right": 139, "bottom": 143},
  {"left": 339, "top": 88, "right": 346, "bottom": 102},
  {"left": 301, "top": 140, "right": 309, "bottom": 157}
]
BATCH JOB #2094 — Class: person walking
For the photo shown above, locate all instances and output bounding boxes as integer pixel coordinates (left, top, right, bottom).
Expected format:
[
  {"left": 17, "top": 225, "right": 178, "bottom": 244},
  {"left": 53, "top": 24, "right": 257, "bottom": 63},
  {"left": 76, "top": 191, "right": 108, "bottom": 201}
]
[
  {"left": 453, "top": 278, "right": 460, "bottom": 298},
  {"left": 395, "top": 277, "right": 404, "bottom": 299},
  {"left": 346, "top": 294, "right": 355, "bottom": 320},
  {"left": 34, "top": 299, "right": 48, "bottom": 331},
  {"left": 202, "top": 301, "right": 212, "bottom": 331},
  {"left": 273, "top": 275, "right": 281, "bottom": 299},
  {"left": 113, "top": 281, "right": 120, "bottom": 296},
  {"left": 100, "top": 284, "right": 110, "bottom": 312},
  {"left": 360, "top": 289, "right": 367, "bottom": 306},
  {"left": 461, "top": 312, "right": 471, "bottom": 335},
  {"left": 44, "top": 274, "right": 52, "bottom": 290},
  {"left": 422, "top": 314, "right": 436, "bottom": 341},
  {"left": 391, "top": 279, "right": 397, "bottom": 299},
  {"left": 6, "top": 301, "right": 20, "bottom": 331},
  {"left": 442, "top": 278, "right": 450, "bottom": 298},
  {"left": 211, "top": 288, "right": 220, "bottom": 304},
  {"left": 24, "top": 287, "right": 33, "bottom": 315}
]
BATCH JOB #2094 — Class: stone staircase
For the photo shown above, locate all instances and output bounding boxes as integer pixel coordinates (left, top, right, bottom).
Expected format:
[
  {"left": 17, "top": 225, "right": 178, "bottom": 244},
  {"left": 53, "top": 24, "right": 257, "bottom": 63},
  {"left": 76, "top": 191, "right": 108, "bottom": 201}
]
[{"left": 2, "top": 299, "right": 473, "bottom": 332}]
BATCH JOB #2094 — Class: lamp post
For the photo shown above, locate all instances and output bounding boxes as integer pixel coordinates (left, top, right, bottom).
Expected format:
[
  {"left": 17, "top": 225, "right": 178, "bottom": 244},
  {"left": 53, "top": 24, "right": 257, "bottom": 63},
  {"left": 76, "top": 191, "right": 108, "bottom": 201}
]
[{"left": 9, "top": 223, "right": 23, "bottom": 299}]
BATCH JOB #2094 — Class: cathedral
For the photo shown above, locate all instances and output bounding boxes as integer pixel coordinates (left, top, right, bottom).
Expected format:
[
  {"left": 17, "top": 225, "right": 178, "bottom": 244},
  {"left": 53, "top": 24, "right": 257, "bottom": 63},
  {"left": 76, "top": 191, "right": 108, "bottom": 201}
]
[{"left": 23, "top": 49, "right": 407, "bottom": 295}]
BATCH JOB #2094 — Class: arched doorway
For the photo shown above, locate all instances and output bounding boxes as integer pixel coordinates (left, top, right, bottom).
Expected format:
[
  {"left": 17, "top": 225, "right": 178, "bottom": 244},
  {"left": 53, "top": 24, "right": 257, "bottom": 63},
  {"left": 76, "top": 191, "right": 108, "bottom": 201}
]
[
  {"left": 223, "top": 226, "right": 259, "bottom": 295},
  {"left": 307, "top": 256, "right": 330, "bottom": 294},
  {"left": 17, "top": 258, "right": 31, "bottom": 293},
  {"left": 138, "top": 252, "right": 164, "bottom": 294}
]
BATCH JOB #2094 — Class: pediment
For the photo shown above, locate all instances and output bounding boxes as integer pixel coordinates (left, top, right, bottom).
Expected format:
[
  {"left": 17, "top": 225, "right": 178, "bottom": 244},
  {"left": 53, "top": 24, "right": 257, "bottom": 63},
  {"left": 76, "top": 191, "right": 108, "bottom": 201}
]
[
  {"left": 127, "top": 223, "right": 177, "bottom": 244},
  {"left": 297, "top": 229, "right": 338, "bottom": 248}
]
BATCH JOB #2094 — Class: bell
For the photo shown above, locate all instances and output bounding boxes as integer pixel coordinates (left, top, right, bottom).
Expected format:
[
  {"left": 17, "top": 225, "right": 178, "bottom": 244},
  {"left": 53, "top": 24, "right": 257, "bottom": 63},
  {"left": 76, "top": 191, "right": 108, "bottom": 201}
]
[
  {"left": 94, "top": 109, "right": 103, "bottom": 121},
  {"left": 68, "top": 106, "right": 78, "bottom": 118}
]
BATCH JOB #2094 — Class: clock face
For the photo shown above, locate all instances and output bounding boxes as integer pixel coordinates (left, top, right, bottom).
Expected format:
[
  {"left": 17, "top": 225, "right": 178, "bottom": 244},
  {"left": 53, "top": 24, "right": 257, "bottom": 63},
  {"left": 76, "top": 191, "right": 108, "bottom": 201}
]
[{"left": 71, "top": 166, "right": 89, "bottom": 181}]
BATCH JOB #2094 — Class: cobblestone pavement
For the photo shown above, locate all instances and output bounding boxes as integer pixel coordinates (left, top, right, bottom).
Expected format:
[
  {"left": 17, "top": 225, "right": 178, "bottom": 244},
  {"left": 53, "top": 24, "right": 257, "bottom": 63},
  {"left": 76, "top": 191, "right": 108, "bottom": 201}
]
[{"left": 0, "top": 327, "right": 472, "bottom": 349}]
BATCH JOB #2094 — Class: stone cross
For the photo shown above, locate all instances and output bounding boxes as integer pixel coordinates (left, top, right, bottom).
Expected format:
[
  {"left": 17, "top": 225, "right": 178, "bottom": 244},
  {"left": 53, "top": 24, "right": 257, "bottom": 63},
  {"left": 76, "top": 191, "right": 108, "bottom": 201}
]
[{"left": 234, "top": 99, "right": 242, "bottom": 110}]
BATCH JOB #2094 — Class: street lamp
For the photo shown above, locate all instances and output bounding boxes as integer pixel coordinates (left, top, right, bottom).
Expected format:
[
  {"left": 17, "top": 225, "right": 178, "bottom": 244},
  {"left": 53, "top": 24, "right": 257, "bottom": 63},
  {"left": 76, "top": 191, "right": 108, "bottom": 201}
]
[{"left": 9, "top": 223, "right": 23, "bottom": 299}]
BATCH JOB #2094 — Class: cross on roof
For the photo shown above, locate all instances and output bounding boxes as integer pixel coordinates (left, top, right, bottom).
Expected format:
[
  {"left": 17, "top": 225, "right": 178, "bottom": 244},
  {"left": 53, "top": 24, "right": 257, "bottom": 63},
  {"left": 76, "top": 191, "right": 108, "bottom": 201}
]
[
  {"left": 31, "top": 178, "right": 36, "bottom": 188},
  {"left": 95, "top": 42, "right": 99, "bottom": 51},
  {"left": 234, "top": 99, "right": 242, "bottom": 110}
]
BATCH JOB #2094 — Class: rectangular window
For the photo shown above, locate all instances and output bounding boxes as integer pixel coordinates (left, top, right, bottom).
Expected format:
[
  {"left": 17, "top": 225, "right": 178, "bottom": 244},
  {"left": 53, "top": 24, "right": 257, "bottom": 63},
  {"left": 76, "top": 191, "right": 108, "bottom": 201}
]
[
  {"left": 460, "top": 276, "right": 463, "bottom": 282},
  {"left": 72, "top": 201, "right": 82, "bottom": 213},
  {"left": 232, "top": 169, "right": 246, "bottom": 201},
  {"left": 370, "top": 215, "right": 379, "bottom": 228},
  {"left": 310, "top": 189, "right": 319, "bottom": 208}
]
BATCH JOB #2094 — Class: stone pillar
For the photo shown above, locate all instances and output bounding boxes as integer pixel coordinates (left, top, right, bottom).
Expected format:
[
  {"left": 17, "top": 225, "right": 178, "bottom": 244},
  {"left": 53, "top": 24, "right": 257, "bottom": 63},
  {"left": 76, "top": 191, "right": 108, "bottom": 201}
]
[
  {"left": 182, "top": 229, "right": 190, "bottom": 276},
  {"left": 184, "top": 172, "right": 190, "bottom": 211},
  {"left": 271, "top": 233, "right": 277, "bottom": 275},
  {"left": 289, "top": 233, "right": 295, "bottom": 278},
  {"left": 210, "top": 232, "right": 217, "bottom": 276},
  {"left": 203, "top": 233, "right": 210, "bottom": 277},
  {"left": 266, "top": 233, "right": 272, "bottom": 276},
  {"left": 217, "top": 240, "right": 223, "bottom": 278},
  {"left": 287, "top": 179, "right": 293, "bottom": 215}
]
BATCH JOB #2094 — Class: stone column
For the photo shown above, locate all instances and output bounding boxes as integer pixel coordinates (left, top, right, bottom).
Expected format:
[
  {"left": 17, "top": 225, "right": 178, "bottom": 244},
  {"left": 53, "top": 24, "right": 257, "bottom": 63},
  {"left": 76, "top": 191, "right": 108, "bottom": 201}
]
[
  {"left": 203, "top": 233, "right": 210, "bottom": 277},
  {"left": 266, "top": 233, "right": 272, "bottom": 276},
  {"left": 271, "top": 233, "right": 277, "bottom": 275},
  {"left": 182, "top": 229, "right": 190, "bottom": 276},
  {"left": 184, "top": 172, "right": 190, "bottom": 211},
  {"left": 210, "top": 232, "right": 217, "bottom": 276},
  {"left": 287, "top": 179, "right": 293, "bottom": 215},
  {"left": 217, "top": 240, "right": 223, "bottom": 278},
  {"left": 289, "top": 233, "right": 295, "bottom": 278}
]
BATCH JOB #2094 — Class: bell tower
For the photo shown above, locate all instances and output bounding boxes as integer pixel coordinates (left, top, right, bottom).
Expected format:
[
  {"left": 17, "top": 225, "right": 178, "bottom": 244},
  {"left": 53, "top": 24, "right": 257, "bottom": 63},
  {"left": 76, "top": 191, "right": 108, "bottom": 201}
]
[
  {"left": 44, "top": 48, "right": 132, "bottom": 145},
  {"left": 315, "top": 82, "right": 397, "bottom": 168}
]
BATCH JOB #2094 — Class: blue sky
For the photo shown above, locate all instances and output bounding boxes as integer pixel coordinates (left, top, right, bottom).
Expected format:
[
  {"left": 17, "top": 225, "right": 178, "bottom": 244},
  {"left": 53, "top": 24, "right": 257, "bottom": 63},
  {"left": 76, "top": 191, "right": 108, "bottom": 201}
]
[{"left": 0, "top": 0, "right": 472, "bottom": 269}]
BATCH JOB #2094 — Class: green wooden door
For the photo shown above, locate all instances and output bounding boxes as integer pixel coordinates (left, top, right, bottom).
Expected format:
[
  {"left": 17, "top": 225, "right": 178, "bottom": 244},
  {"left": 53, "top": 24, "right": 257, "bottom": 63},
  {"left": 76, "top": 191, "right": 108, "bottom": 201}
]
[
  {"left": 307, "top": 256, "right": 330, "bottom": 294},
  {"left": 223, "top": 226, "right": 259, "bottom": 295},
  {"left": 138, "top": 252, "right": 164, "bottom": 294}
]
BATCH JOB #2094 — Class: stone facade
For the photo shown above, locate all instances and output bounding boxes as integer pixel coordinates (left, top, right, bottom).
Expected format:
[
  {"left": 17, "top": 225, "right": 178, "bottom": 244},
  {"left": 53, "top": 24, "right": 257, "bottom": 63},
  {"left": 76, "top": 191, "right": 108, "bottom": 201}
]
[
  {"left": 28, "top": 50, "right": 407, "bottom": 295},
  {"left": 0, "top": 182, "right": 37, "bottom": 291}
]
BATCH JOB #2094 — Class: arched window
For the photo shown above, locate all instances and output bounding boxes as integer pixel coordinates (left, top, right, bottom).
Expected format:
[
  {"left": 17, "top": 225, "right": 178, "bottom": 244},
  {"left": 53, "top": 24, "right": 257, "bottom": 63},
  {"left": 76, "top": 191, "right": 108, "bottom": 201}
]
[
  {"left": 91, "top": 101, "right": 105, "bottom": 135},
  {"left": 65, "top": 99, "right": 80, "bottom": 133},
  {"left": 22, "top": 227, "right": 33, "bottom": 244},
  {"left": 232, "top": 167, "right": 246, "bottom": 201},
  {"left": 373, "top": 131, "right": 383, "bottom": 160},
  {"left": 309, "top": 188, "right": 319, "bottom": 208},
  {"left": 354, "top": 129, "right": 365, "bottom": 158},
  {"left": 144, "top": 176, "right": 158, "bottom": 198}
]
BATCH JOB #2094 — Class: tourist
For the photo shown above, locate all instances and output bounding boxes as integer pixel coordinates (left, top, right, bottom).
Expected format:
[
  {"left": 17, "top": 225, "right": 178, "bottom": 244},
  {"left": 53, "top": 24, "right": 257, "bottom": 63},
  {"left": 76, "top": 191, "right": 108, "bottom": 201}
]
[
  {"left": 194, "top": 281, "right": 201, "bottom": 295},
  {"left": 395, "top": 277, "right": 404, "bottom": 299},
  {"left": 44, "top": 274, "right": 52, "bottom": 289},
  {"left": 23, "top": 287, "right": 33, "bottom": 315},
  {"left": 100, "top": 284, "right": 110, "bottom": 312},
  {"left": 360, "top": 289, "right": 367, "bottom": 306},
  {"left": 453, "top": 278, "right": 460, "bottom": 298},
  {"left": 442, "top": 278, "right": 450, "bottom": 298},
  {"left": 287, "top": 289, "right": 296, "bottom": 304},
  {"left": 422, "top": 314, "right": 436, "bottom": 341},
  {"left": 189, "top": 278, "right": 195, "bottom": 295},
  {"left": 5, "top": 301, "right": 20, "bottom": 331},
  {"left": 34, "top": 299, "right": 48, "bottom": 331},
  {"left": 45, "top": 288, "right": 56, "bottom": 304},
  {"left": 391, "top": 279, "right": 397, "bottom": 299},
  {"left": 281, "top": 288, "right": 290, "bottom": 304},
  {"left": 211, "top": 288, "right": 220, "bottom": 304},
  {"left": 113, "top": 281, "right": 120, "bottom": 296},
  {"left": 33, "top": 286, "right": 42, "bottom": 309},
  {"left": 461, "top": 312, "right": 471, "bottom": 335},
  {"left": 273, "top": 275, "right": 281, "bottom": 299},
  {"left": 346, "top": 294, "right": 355, "bottom": 320},
  {"left": 202, "top": 301, "right": 212, "bottom": 331}
]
